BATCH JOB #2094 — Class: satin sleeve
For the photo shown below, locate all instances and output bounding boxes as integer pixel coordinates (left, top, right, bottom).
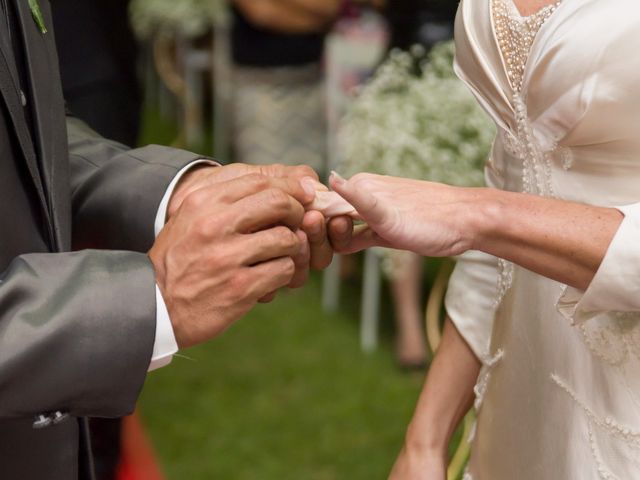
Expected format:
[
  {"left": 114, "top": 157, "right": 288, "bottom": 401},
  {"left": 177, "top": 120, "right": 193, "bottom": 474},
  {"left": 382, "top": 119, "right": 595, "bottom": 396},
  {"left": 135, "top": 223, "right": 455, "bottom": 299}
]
[
  {"left": 443, "top": 136, "right": 503, "bottom": 360},
  {"left": 445, "top": 250, "right": 499, "bottom": 359},
  {"left": 557, "top": 202, "right": 640, "bottom": 324}
]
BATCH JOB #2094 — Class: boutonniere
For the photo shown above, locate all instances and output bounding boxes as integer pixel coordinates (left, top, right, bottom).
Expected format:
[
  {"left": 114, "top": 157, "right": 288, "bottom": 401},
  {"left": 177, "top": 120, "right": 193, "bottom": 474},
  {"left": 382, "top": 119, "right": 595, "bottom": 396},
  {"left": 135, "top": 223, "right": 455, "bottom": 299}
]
[{"left": 29, "top": 0, "right": 47, "bottom": 34}]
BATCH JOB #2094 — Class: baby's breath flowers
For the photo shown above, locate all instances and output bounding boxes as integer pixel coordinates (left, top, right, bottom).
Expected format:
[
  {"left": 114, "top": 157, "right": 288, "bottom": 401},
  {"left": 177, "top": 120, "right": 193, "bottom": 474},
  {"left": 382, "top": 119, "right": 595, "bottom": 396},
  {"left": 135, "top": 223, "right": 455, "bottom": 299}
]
[
  {"left": 339, "top": 41, "right": 495, "bottom": 187},
  {"left": 338, "top": 41, "right": 496, "bottom": 276}
]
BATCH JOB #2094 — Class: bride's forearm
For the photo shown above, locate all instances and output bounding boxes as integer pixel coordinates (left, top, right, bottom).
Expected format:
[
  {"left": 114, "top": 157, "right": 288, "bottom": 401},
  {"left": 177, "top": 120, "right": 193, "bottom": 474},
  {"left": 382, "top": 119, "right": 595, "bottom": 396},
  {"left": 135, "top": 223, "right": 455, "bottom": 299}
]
[
  {"left": 470, "top": 189, "right": 624, "bottom": 291},
  {"left": 403, "top": 317, "right": 479, "bottom": 454}
]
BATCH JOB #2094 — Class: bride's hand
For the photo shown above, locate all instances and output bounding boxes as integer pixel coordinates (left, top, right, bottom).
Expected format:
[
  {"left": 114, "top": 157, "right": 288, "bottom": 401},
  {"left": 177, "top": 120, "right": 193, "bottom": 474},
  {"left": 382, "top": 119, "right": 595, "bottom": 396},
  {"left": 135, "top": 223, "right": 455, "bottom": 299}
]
[{"left": 327, "top": 172, "right": 486, "bottom": 258}]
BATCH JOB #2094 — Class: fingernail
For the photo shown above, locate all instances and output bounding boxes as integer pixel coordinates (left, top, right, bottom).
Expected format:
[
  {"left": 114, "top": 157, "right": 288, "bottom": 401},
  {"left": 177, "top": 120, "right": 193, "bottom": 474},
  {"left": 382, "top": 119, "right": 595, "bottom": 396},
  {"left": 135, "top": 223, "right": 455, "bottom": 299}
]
[
  {"left": 301, "top": 177, "right": 317, "bottom": 199},
  {"left": 330, "top": 170, "right": 346, "bottom": 187}
]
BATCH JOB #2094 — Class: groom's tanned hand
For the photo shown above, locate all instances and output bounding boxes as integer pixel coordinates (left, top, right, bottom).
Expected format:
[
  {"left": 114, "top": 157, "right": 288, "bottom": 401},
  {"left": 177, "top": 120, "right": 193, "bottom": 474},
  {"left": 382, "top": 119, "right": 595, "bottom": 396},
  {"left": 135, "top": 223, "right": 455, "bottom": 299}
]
[
  {"left": 149, "top": 173, "right": 312, "bottom": 348},
  {"left": 167, "top": 163, "right": 336, "bottom": 276}
]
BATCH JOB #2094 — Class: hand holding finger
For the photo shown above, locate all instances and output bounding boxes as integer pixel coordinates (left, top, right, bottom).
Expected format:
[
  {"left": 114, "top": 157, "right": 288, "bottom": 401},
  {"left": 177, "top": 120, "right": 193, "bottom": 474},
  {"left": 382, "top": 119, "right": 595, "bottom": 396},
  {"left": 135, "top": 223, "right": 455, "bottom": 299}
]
[
  {"left": 329, "top": 171, "right": 387, "bottom": 226},
  {"left": 327, "top": 216, "right": 354, "bottom": 252},
  {"left": 248, "top": 256, "right": 297, "bottom": 299},
  {"left": 302, "top": 210, "right": 334, "bottom": 270},
  {"left": 234, "top": 188, "right": 306, "bottom": 232},
  {"left": 240, "top": 226, "right": 303, "bottom": 266},
  {"left": 288, "top": 230, "right": 311, "bottom": 288}
]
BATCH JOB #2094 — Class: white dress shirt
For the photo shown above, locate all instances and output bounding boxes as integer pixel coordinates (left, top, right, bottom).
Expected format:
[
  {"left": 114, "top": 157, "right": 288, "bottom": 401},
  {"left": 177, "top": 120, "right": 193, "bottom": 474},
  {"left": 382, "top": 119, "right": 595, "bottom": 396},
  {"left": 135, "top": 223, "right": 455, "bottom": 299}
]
[{"left": 149, "top": 160, "right": 217, "bottom": 371}]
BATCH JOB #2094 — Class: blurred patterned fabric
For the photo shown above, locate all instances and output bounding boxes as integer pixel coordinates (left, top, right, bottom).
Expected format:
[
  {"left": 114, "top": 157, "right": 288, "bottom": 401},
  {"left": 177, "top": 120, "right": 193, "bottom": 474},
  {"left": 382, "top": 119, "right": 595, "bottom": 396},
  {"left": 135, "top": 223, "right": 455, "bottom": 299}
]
[{"left": 231, "top": 64, "right": 326, "bottom": 173}]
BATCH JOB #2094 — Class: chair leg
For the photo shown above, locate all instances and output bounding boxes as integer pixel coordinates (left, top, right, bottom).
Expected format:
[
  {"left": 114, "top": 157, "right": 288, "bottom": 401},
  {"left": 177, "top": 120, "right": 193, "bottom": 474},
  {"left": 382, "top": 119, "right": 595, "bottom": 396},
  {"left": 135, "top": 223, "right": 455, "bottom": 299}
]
[
  {"left": 361, "top": 249, "right": 381, "bottom": 352},
  {"left": 322, "top": 255, "right": 342, "bottom": 313}
]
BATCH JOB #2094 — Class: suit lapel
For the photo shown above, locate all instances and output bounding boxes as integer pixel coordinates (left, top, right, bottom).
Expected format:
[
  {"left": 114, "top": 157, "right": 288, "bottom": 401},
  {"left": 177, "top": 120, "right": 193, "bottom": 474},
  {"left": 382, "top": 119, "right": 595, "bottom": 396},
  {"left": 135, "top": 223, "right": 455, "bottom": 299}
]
[
  {"left": 13, "top": 0, "right": 68, "bottom": 249},
  {"left": 0, "top": 26, "right": 51, "bottom": 228}
]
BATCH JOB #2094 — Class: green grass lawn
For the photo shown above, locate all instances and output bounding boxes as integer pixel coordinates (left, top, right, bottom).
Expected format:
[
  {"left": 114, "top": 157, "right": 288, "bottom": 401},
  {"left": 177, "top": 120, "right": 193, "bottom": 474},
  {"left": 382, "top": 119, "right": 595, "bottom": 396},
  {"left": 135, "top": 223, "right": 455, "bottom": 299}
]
[{"left": 139, "top": 274, "right": 426, "bottom": 479}]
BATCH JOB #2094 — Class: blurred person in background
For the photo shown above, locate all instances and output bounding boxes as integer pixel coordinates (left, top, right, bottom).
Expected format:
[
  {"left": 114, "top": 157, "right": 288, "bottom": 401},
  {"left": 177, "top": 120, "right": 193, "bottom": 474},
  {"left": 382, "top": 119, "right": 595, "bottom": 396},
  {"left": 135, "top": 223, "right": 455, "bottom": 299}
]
[
  {"left": 51, "top": 2, "right": 142, "bottom": 478},
  {"left": 384, "top": 0, "right": 457, "bottom": 51},
  {"left": 52, "top": 0, "right": 142, "bottom": 148},
  {"left": 381, "top": 0, "right": 458, "bottom": 369},
  {"left": 230, "top": 0, "right": 341, "bottom": 174}
]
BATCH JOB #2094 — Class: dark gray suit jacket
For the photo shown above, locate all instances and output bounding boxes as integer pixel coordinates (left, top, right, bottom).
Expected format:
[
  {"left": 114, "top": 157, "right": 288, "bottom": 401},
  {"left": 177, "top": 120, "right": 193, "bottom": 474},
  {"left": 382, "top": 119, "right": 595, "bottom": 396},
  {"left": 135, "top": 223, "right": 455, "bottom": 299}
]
[{"left": 0, "top": 1, "right": 202, "bottom": 478}]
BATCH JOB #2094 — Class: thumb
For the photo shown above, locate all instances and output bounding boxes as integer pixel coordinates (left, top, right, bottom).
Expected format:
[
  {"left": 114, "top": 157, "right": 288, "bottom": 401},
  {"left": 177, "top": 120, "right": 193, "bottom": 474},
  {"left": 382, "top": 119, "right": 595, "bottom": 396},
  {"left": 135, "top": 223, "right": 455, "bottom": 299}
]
[{"left": 329, "top": 171, "right": 386, "bottom": 225}]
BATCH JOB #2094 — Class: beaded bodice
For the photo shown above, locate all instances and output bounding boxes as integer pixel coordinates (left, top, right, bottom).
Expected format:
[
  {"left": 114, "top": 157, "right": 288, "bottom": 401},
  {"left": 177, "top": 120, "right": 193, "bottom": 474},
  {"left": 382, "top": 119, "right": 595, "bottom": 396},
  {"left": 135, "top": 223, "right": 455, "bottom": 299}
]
[
  {"left": 489, "top": 0, "right": 564, "bottom": 305},
  {"left": 491, "top": 0, "right": 562, "bottom": 93}
]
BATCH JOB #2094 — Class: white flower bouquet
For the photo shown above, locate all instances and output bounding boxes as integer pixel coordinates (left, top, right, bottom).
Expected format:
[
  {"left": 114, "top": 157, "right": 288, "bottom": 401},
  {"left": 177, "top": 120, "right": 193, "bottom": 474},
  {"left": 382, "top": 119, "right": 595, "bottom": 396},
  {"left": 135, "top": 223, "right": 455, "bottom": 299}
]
[
  {"left": 338, "top": 41, "right": 496, "bottom": 275},
  {"left": 339, "top": 41, "right": 495, "bottom": 188}
]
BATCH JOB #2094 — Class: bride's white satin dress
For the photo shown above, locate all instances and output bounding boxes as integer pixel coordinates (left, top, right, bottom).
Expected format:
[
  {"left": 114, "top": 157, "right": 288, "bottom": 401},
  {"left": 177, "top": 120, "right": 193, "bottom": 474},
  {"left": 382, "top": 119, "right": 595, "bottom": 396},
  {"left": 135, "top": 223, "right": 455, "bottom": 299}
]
[{"left": 446, "top": 0, "right": 640, "bottom": 478}]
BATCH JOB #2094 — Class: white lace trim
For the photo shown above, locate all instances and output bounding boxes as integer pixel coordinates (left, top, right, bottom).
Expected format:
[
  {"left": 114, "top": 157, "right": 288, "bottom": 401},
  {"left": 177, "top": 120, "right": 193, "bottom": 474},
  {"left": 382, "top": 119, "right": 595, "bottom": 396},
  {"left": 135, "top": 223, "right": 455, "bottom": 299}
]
[
  {"left": 474, "top": 349, "right": 505, "bottom": 411},
  {"left": 578, "top": 312, "right": 640, "bottom": 367},
  {"left": 588, "top": 423, "right": 622, "bottom": 480},
  {"left": 551, "top": 374, "right": 640, "bottom": 448}
]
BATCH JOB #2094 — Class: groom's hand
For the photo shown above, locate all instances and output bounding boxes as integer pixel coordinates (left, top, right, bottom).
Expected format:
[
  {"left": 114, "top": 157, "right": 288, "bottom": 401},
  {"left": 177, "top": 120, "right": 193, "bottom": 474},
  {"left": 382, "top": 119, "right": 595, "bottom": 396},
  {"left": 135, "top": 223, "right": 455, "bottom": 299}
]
[
  {"left": 149, "top": 174, "right": 311, "bottom": 349},
  {"left": 167, "top": 163, "right": 336, "bottom": 273}
]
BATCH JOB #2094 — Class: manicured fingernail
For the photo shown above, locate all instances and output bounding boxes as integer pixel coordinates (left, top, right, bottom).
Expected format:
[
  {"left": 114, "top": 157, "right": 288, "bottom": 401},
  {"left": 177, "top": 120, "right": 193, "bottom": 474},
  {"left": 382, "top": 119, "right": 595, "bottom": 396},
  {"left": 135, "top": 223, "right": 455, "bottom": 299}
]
[
  {"left": 330, "top": 170, "right": 346, "bottom": 186},
  {"left": 301, "top": 177, "right": 317, "bottom": 199}
]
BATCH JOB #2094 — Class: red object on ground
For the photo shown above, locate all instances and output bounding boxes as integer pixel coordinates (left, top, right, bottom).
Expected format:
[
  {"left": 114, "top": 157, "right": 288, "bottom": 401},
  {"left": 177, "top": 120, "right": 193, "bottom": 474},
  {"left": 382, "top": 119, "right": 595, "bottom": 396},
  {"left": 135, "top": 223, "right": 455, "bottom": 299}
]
[{"left": 116, "top": 412, "right": 165, "bottom": 480}]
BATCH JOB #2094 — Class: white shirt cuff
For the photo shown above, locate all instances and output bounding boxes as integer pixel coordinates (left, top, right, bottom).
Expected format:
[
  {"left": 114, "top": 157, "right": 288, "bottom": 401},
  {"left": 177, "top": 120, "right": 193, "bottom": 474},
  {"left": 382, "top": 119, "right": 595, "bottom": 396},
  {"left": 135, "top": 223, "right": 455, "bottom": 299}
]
[
  {"left": 556, "top": 202, "right": 640, "bottom": 325},
  {"left": 153, "top": 160, "right": 219, "bottom": 237},
  {"left": 149, "top": 159, "right": 219, "bottom": 371},
  {"left": 149, "top": 285, "right": 180, "bottom": 371}
]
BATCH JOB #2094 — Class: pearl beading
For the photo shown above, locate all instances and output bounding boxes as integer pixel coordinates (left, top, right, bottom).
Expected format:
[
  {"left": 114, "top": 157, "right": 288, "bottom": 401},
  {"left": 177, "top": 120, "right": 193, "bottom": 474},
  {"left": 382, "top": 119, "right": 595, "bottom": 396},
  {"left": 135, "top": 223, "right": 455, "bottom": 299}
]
[
  {"left": 492, "top": 0, "right": 561, "bottom": 94},
  {"left": 492, "top": 0, "right": 562, "bottom": 198},
  {"left": 491, "top": 1, "right": 562, "bottom": 303},
  {"left": 551, "top": 373, "right": 640, "bottom": 448}
]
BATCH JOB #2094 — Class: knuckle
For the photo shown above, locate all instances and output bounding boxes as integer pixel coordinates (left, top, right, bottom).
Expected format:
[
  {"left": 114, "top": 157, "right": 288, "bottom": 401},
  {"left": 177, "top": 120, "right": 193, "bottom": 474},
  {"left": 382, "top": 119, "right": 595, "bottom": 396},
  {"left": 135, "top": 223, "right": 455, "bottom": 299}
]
[
  {"left": 282, "top": 257, "right": 296, "bottom": 277},
  {"left": 267, "top": 188, "right": 290, "bottom": 209},
  {"left": 194, "top": 217, "right": 214, "bottom": 237},
  {"left": 295, "top": 165, "right": 317, "bottom": 179},
  {"left": 275, "top": 227, "right": 299, "bottom": 249},
  {"left": 245, "top": 173, "right": 269, "bottom": 189},
  {"left": 183, "top": 190, "right": 207, "bottom": 210}
]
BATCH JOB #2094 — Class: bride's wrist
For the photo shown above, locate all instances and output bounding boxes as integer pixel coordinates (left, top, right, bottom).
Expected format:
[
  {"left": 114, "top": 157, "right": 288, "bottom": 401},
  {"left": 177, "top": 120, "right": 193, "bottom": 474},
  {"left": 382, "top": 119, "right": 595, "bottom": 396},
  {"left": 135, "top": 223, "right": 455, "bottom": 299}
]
[
  {"left": 466, "top": 188, "right": 506, "bottom": 253},
  {"left": 404, "top": 422, "right": 449, "bottom": 458}
]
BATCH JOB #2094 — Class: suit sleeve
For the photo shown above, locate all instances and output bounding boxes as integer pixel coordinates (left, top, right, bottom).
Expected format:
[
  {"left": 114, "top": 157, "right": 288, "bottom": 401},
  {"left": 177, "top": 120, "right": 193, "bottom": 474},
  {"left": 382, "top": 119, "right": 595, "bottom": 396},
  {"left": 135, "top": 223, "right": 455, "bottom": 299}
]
[
  {"left": 0, "top": 250, "right": 156, "bottom": 418},
  {"left": 66, "top": 116, "right": 207, "bottom": 251},
  {"left": 0, "top": 120, "right": 207, "bottom": 417}
]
